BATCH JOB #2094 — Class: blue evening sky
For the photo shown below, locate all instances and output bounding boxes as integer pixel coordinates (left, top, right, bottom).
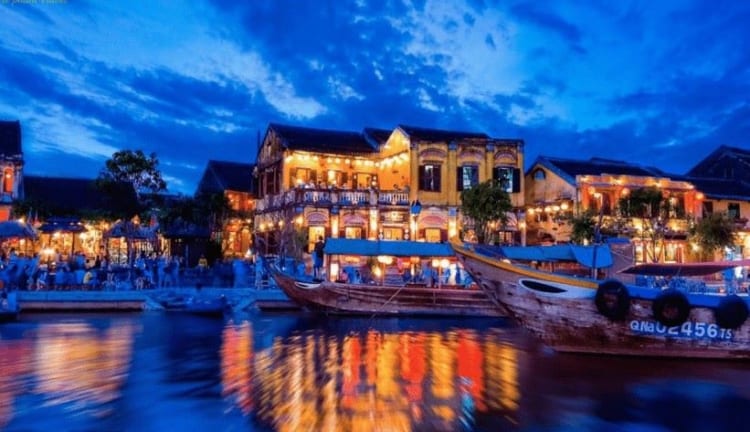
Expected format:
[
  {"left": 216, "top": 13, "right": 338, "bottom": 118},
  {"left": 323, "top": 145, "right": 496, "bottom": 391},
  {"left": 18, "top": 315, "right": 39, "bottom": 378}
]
[{"left": 1, "top": 0, "right": 748, "bottom": 194}]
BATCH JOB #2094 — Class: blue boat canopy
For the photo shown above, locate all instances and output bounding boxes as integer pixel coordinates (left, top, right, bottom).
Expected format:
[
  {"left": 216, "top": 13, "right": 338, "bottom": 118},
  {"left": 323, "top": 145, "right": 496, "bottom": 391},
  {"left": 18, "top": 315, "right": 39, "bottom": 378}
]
[
  {"left": 498, "top": 244, "right": 613, "bottom": 268},
  {"left": 323, "top": 238, "right": 454, "bottom": 257}
]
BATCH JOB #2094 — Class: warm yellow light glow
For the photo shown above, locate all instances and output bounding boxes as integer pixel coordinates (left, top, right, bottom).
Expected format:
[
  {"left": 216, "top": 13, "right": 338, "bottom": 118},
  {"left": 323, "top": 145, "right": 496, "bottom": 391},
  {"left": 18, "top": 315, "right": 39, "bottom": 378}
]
[
  {"left": 527, "top": 208, "right": 535, "bottom": 215},
  {"left": 295, "top": 216, "right": 304, "bottom": 225},
  {"left": 432, "top": 259, "right": 440, "bottom": 268},
  {"left": 377, "top": 255, "right": 393, "bottom": 265},
  {"left": 53, "top": 232, "right": 61, "bottom": 239},
  {"left": 330, "top": 263, "right": 339, "bottom": 281},
  {"left": 560, "top": 202, "right": 569, "bottom": 211},
  {"left": 440, "top": 258, "right": 449, "bottom": 269}
]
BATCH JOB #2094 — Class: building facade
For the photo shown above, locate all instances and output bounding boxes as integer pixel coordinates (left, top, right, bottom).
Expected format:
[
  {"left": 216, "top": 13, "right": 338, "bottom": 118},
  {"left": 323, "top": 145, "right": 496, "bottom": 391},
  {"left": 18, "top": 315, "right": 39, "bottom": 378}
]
[
  {"left": 194, "top": 160, "right": 256, "bottom": 257},
  {"left": 254, "top": 123, "right": 525, "bottom": 254},
  {"left": 0, "top": 120, "right": 24, "bottom": 221},
  {"left": 524, "top": 156, "right": 699, "bottom": 263}
]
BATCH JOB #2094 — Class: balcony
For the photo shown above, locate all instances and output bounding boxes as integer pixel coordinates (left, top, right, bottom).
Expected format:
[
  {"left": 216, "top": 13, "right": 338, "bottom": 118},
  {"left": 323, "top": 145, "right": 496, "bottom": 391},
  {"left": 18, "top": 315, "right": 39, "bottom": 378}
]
[{"left": 256, "top": 188, "right": 410, "bottom": 212}]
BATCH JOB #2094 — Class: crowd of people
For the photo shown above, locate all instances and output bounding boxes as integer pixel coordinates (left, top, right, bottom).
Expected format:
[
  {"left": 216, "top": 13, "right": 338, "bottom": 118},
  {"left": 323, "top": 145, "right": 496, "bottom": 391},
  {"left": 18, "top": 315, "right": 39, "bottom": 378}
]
[{"left": 0, "top": 247, "right": 256, "bottom": 291}]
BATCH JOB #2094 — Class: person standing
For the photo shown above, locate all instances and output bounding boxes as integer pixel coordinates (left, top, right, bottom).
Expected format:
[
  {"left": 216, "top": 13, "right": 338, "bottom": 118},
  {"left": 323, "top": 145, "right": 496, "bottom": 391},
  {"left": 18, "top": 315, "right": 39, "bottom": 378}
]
[{"left": 313, "top": 236, "right": 325, "bottom": 279}]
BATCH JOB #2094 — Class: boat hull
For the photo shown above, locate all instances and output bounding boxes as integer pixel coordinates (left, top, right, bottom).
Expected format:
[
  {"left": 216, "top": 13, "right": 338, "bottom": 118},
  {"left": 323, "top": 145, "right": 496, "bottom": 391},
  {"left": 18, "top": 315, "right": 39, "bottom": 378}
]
[
  {"left": 452, "top": 242, "right": 750, "bottom": 359},
  {"left": 270, "top": 268, "right": 504, "bottom": 317}
]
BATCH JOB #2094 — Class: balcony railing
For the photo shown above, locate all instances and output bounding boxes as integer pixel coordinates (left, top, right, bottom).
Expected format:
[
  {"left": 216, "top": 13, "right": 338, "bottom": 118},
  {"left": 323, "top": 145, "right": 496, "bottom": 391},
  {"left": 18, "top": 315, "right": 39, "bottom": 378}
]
[{"left": 256, "top": 188, "right": 410, "bottom": 212}]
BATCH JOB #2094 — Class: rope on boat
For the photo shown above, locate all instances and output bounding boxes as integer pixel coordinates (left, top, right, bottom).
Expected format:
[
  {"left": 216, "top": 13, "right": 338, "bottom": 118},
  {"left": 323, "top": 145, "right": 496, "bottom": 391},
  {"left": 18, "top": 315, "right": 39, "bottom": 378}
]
[{"left": 369, "top": 285, "right": 406, "bottom": 320}]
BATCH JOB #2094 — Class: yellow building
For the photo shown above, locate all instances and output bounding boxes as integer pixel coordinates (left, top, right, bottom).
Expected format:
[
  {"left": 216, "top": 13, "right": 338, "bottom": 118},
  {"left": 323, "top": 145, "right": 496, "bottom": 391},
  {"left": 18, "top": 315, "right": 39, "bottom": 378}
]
[
  {"left": 0, "top": 120, "right": 23, "bottom": 222},
  {"left": 524, "top": 156, "right": 698, "bottom": 262},
  {"left": 254, "top": 123, "right": 524, "bottom": 253},
  {"left": 195, "top": 160, "right": 256, "bottom": 257}
]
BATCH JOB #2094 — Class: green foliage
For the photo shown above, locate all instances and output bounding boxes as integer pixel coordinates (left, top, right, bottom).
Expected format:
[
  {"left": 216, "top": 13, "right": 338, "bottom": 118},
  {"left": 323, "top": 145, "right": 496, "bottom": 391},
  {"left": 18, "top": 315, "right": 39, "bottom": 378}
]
[
  {"left": 460, "top": 179, "right": 513, "bottom": 244},
  {"left": 618, "top": 187, "right": 664, "bottom": 218},
  {"left": 568, "top": 211, "right": 597, "bottom": 244},
  {"left": 160, "top": 192, "right": 231, "bottom": 228},
  {"left": 97, "top": 150, "right": 167, "bottom": 198},
  {"left": 690, "top": 212, "right": 736, "bottom": 260}
]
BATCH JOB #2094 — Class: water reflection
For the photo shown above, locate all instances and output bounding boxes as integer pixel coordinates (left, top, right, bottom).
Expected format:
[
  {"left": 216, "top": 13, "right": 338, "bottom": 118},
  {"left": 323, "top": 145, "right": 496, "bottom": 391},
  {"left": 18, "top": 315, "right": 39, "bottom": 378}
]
[
  {"left": 0, "top": 315, "right": 137, "bottom": 429},
  {"left": 1, "top": 313, "right": 750, "bottom": 431},
  {"left": 220, "top": 317, "right": 522, "bottom": 432}
]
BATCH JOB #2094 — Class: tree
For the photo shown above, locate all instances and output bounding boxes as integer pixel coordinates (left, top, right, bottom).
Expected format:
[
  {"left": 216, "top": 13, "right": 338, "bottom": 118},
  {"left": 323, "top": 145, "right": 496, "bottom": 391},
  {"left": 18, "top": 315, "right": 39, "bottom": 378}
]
[
  {"left": 460, "top": 179, "right": 513, "bottom": 244},
  {"left": 618, "top": 187, "right": 680, "bottom": 262},
  {"left": 689, "top": 212, "right": 736, "bottom": 261},
  {"left": 568, "top": 210, "right": 597, "bottom": 244},
  {"left": 97, "top": 150, "right": 167, "bottom": 199}
]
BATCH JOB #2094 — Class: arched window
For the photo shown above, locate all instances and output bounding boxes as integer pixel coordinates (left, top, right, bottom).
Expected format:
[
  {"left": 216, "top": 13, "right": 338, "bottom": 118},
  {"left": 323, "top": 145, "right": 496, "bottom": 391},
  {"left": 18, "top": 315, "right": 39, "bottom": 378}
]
[
  {"left": 2, "top": 168, "right": 12, "bottom": 194},
  {"left": 533, "top": 169, "right": 546, "bottom": 180}
]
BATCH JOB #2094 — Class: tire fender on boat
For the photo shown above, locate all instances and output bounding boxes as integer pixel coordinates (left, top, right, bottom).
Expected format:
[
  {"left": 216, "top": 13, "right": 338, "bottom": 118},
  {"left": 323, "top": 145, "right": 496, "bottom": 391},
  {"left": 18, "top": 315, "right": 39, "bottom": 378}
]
[
  {"left": 595, "top": 279, "right": 630, "bottom": 321},
  {"left": 652, "top": 289, "right": 690, "bottom": 327},
  {"left": 714, "top": 295, "right": 749, "bottom": 329}
]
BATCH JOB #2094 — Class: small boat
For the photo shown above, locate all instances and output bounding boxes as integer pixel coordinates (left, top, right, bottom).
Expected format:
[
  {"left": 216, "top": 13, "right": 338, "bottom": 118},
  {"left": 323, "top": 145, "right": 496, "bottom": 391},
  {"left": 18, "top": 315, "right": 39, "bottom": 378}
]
[
  {"left": 0, "top": 290, "right": 20, "bottom": 322},
  {"left": 159, "top": 293, "right": 230, "bottom": 318},
  {"left": 451, "top": 239, "right": 750, "bottom": 359},
  {"left": 268, "top": 239, "right": 503, "bottom": 317}
]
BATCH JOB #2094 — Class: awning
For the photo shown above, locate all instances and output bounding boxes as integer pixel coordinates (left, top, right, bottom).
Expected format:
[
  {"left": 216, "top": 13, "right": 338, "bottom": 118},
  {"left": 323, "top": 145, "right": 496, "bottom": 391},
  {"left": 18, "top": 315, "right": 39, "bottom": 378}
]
[
  {"left": 621, "top": 259, "right": 750, "bottom": 277},
  {"left": 324, "top": 238, "right": 454, "bottom": 257},
  {"left": 497, "top": 244, "right": 613, "bottom": 268}
]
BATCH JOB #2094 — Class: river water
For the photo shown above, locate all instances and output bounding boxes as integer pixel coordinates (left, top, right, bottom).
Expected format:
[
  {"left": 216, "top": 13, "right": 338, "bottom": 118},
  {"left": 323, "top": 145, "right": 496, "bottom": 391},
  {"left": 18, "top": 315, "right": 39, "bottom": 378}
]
[{"left": 1, "top": 311, "right": 749, "bottom": 432}]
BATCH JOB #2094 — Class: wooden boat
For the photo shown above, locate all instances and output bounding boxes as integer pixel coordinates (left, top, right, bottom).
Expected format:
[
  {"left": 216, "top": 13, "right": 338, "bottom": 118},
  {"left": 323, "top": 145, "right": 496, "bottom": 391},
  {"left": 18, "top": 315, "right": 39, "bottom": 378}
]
[
  {"left": 451, "top": 239, "right": 750, "bottom": 359},
  {"left": 158, "top": 293, "right": 230, "bottom": 317},
  {"left": 0, "top": 290, "right": 20, "bottom": 323},
  {"left": 268, "top": 239, "right": 503, "bottom": 317}
]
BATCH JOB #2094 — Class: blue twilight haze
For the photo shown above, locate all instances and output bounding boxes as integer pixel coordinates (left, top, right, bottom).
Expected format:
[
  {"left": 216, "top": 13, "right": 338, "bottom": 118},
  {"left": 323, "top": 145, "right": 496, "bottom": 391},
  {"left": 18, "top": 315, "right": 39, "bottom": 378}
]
[{"left": 1, "top": 0, "right": 748, "bottom": 194}]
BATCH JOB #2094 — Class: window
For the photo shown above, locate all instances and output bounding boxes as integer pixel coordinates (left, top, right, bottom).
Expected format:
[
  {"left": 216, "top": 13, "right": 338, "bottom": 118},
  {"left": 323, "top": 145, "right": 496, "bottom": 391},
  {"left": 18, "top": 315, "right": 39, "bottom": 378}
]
[
  {"left": 326, "top": 170, "right": 348, "bottom": 188},
  {"left": 533, "top": 169, "right": 546, "bottom": 181},
  {"left": 729, "top": 202, "right": 741, "bottom": 220},
  {"left": 418, "top": 164, "right": 441, "bottom": 192},
  {"left": 702, "top": 201, "right": 714, "bottom": 218},
  {"left": 493, "top": 167, "right": 521, "bottom": 193},
  {"left": 457, "top": 166, "right": 479, "bottom": 191},
  {"left": 292, "top": 168, "right": 316, "bottom": 188},
  {"left": 2, "top": 168, "right": 12, "bottom": 194}
]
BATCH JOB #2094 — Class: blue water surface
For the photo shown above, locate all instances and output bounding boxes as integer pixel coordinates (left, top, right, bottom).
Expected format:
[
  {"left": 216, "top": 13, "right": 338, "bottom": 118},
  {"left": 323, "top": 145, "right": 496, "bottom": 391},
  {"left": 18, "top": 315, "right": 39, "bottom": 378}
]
[{"left": 1, "top": 311, "right": 749, "bottom": 432}]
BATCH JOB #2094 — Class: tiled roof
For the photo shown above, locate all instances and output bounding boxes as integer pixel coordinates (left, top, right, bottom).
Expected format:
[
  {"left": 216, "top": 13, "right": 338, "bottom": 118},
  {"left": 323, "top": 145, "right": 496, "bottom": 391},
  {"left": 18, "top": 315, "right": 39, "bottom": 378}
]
[
  {"left": 397, "top": 125, "right": 489, "bottom": 142},
  {"left": 23, "top": 176, "right": 139, "bottom": 215},
  {"left": 531, "top": 156, "right": 666, "bottom": 185},
  {"left": 676, "top": 176, "right": 750, "bottom": 201},
  {"left": 0, "top": 120, "right": 22, "bottom": 156},
  {"left": 687, "top": 145, "right": 750, "bottom": 177},
  {"left": 363, "top": 128, "right": 392, "bottom": 146},
  {"left": 199, "top": 160, "right": 255, "bottom": 194},
  {"left": 269, "top": 123, "right": 377, "bottom": 155}
]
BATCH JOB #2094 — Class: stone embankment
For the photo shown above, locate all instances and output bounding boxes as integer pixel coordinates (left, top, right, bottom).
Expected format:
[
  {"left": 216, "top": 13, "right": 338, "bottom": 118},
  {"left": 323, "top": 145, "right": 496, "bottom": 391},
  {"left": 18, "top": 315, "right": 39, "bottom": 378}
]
[{"left": 15, "top": 287, "right": 257, "bottom": 312}]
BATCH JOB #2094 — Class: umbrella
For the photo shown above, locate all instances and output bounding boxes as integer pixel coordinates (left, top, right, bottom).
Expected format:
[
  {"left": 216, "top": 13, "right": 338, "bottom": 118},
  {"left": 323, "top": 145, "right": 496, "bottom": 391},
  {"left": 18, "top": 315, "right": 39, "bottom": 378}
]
[{"left": 0, "top": 220, "right": 38, "bottom": 240}]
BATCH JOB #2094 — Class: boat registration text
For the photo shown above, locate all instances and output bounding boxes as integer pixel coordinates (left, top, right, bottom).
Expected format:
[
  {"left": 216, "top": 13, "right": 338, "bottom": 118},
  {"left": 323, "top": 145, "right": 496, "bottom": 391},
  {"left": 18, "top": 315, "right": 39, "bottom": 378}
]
[{"left": 629, "top": 320, "right": 734, "bottom": 341}]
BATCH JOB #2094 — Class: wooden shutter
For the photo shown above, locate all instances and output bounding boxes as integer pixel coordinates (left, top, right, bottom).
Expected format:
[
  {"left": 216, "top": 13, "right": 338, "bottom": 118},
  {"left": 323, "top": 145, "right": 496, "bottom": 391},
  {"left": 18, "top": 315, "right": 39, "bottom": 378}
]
[
  {"left": 434, "top": 165, "right": 442, "bottom": 192},
  {"left": 457, "top": 167, "right": 463, "bottom": 191},
  {"left": 512, "top": 168, "right": 521, "bottom": 193}
]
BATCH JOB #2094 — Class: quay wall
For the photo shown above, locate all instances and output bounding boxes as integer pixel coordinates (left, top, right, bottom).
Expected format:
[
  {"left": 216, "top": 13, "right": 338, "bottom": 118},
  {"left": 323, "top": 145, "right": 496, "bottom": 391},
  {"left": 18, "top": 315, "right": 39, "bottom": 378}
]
[{"left": 15, "top": 288, "right": 258, "bottom": 312}]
